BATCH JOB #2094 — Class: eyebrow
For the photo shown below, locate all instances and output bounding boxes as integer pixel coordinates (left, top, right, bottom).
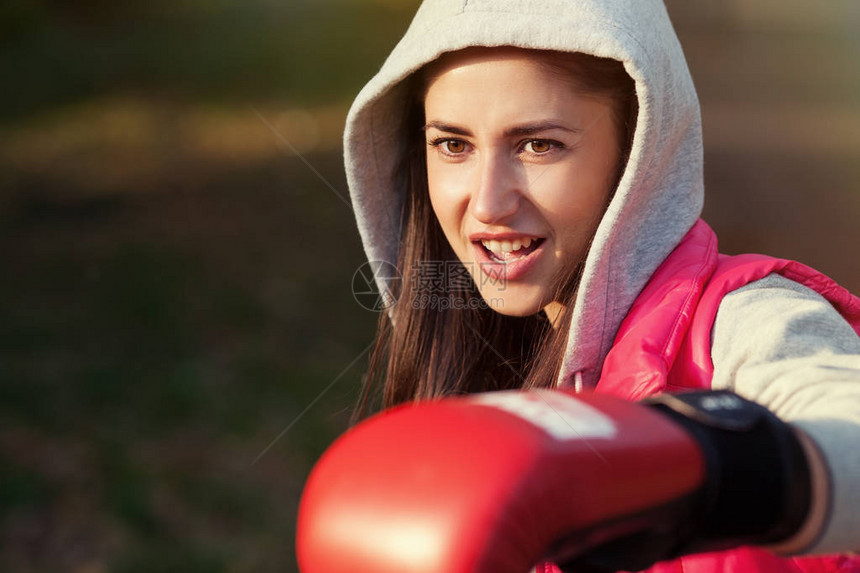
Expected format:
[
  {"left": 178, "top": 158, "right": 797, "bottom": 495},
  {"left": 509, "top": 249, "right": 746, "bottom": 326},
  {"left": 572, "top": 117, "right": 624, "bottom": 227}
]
[
  {"left": 423, "top": 121, "right": 472, "bottom": 136},
  {"left": 423, "top": 120, "right": 582, "bottom": 137}
]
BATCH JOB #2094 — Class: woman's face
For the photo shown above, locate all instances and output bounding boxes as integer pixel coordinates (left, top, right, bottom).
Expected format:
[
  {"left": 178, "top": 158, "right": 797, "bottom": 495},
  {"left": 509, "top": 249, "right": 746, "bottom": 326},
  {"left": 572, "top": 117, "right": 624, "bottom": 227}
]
[{"left": 423, "top": 48, "right": 623, "bottom": 319}]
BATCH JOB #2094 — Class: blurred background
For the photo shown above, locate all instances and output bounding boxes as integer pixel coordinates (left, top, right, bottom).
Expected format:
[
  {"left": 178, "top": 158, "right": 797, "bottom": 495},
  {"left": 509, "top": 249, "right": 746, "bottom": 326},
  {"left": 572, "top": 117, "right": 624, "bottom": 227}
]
[{"left": 0, "top": 0, "right": 857, "bottom": 571}]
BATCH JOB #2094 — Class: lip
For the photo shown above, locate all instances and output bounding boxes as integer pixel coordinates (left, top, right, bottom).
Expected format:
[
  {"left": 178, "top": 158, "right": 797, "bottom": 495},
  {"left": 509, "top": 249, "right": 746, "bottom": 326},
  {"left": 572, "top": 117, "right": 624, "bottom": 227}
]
[
  {"left": 468, "top": 231, "right": 543, "bottom": 242},
  {"left": 471, "top": 237, "right": 546, "bottom": 282}
]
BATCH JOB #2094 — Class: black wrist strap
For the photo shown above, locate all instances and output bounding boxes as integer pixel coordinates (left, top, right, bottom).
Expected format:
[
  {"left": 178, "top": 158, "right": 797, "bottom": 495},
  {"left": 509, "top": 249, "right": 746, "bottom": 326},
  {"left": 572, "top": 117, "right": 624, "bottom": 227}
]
[{"left": 644, "top": 391, "right": 812, "bottom": 549}]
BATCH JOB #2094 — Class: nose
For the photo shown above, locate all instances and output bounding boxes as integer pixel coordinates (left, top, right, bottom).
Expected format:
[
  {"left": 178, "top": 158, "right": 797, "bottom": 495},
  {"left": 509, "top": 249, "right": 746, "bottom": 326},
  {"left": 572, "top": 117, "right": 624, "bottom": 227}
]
[{"left": 468, "top": 152, "right": 522, "bottom": 225}]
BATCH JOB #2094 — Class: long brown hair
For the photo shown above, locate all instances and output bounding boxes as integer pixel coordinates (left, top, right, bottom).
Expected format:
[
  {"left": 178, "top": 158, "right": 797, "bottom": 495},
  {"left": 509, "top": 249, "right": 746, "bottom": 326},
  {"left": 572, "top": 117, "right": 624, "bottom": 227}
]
[{"left": 355, "top": 49, "right": 637, "bottom": 419}]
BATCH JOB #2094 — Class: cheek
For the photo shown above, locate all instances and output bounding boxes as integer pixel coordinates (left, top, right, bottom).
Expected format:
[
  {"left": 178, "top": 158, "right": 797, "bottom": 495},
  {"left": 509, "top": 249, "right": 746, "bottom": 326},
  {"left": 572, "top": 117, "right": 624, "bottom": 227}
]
[
  {"left": 528, "top": 159, "right": 614, "bottom": 263},
  {"left": 528, "top": 164, "right": 608, "bottom": 223},
  {"left": 427, "top": 161, "right": 467, "bottom": 234},
  {"left": 550, "top": 137, "right": 619, "bottom": 221}
]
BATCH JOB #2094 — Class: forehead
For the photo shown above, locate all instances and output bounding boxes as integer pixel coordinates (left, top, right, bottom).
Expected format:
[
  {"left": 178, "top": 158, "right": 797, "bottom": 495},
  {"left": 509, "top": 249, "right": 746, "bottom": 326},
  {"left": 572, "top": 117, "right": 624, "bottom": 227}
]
[
  {"left": 422, "top": 48, "right": 603, "bottom": 126},
  {"left": 423, "top": 47, "right": 567, "bottom": 95}
]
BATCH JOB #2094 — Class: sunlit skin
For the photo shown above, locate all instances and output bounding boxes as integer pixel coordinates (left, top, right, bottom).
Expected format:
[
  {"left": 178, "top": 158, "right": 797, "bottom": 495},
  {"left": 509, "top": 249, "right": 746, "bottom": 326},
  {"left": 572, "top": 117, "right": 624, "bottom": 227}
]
[{"left": 423, "top": 48, "right": 623, "bottom": 323}]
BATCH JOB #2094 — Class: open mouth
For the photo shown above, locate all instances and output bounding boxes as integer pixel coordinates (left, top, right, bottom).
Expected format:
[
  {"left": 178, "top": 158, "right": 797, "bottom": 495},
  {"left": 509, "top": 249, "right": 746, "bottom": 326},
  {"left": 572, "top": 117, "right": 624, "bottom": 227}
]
[{"left": 478, "top": 237, "right": 545, "bottom": 263}]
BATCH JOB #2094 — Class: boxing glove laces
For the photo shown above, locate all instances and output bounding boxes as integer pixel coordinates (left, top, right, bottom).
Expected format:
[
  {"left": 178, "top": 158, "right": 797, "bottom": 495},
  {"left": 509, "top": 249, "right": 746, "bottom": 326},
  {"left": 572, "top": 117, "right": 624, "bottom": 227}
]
[{"left": 296, "top": 390, "right": 812, "bottom": 572}]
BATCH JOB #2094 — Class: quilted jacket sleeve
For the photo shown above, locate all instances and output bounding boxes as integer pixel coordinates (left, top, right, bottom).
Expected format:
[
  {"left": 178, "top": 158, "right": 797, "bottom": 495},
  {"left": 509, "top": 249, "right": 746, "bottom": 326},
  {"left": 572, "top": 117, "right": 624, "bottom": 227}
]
[{"left": 711, "top": 273, "right": 860, "bottom": 554}]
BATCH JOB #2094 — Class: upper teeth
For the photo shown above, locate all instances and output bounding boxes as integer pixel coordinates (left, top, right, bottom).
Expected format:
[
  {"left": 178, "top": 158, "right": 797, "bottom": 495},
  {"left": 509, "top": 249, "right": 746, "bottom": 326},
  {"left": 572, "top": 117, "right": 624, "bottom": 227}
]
[{"left": 481, "top": 237, "right": 534, "bottom": 254}]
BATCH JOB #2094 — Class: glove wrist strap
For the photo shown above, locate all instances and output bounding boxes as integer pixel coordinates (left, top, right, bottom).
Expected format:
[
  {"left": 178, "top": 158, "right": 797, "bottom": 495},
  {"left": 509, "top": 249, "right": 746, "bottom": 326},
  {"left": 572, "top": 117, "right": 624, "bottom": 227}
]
[{"left": 645, "top": 391, "right": 812, "bottom": 549}]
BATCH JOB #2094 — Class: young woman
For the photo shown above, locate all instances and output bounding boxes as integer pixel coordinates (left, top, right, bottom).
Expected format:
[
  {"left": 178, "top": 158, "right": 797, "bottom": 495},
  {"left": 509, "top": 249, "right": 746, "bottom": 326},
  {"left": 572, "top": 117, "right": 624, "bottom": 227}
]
[{"left": 340, "top": 0, "right": 860, "bottom": 570}]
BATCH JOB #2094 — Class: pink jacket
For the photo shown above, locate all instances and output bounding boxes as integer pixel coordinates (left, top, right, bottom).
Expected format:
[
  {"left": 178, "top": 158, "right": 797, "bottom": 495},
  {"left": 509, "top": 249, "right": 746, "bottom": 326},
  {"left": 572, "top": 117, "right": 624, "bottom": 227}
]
[{"left": 549, "top": 220, "right": 860, "bottom": 572}]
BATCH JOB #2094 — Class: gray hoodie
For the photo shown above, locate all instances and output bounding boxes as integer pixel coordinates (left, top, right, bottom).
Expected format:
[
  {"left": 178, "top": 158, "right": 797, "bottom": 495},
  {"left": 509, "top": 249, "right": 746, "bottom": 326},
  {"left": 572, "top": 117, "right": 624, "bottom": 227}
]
[{"left": 344, "top": 0, "right": 860, "bottom": 555}]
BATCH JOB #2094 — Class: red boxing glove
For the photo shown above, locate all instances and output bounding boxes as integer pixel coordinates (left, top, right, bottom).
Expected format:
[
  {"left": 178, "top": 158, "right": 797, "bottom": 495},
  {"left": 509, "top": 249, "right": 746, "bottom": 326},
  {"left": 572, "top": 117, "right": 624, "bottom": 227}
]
[{"left": 296, "top": 390, "right": 811, "bottom": 573}]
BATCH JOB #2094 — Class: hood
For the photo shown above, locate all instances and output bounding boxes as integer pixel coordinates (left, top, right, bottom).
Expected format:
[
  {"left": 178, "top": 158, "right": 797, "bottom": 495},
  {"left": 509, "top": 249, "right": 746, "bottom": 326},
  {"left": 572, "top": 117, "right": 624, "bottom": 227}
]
[{"left": 344, "top": 0, "right": 703, "bottom": 388}]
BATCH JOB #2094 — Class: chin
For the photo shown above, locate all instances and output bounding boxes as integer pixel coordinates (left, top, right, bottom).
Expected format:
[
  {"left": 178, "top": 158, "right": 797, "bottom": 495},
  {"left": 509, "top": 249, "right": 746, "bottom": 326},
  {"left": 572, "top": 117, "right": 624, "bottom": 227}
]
[{"left": 477, "top": 289, "right": 545, "bottom": 318}]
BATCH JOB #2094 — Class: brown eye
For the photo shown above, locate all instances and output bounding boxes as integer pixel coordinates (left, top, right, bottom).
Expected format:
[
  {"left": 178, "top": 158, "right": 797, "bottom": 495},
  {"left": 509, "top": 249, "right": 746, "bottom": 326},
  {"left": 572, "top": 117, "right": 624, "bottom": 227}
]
[
  {"left": 526, "top": 140, "right": 552, "bottom": 153},
  {"left": 444, "top": 140, "right": 466, "bottom": 154}
]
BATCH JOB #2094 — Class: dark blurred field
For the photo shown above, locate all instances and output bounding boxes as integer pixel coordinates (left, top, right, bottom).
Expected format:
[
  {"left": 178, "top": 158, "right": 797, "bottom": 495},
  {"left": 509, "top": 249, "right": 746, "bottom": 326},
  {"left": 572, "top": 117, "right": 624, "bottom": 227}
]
[{"left": 0, "top": 1, "right": 857, "bottom": 572}]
